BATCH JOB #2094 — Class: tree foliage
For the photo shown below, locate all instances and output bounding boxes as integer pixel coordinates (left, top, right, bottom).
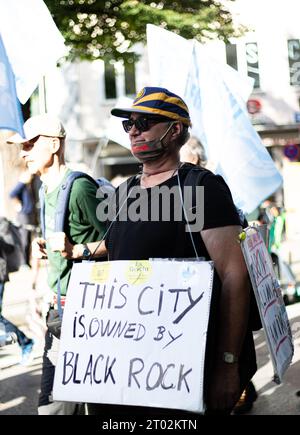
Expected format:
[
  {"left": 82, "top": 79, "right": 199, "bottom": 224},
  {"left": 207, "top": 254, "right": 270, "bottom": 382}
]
[{"left": 45, "top": 0, "right": 243, "bottom": 62}]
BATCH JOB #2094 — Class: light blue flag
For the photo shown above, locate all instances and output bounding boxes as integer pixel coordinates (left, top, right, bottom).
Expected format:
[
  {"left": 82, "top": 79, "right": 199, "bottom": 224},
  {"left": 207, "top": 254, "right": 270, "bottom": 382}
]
[
  {"left": 185, "top": 41, "right": 283, "bottom": 214},
  {"left": 0, "top": 0, "right": 67, "bottom": 104},
  {"left": 0, "top": 34, "right": 24, "bottom": 136},
  {"left": 147, "top": 24, "right": 283, "bottom": 214}
]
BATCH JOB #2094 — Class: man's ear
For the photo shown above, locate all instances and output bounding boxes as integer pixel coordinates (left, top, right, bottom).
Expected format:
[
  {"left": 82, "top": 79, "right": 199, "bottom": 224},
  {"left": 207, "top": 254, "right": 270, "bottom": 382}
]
[
  {"left": 51, "top": 137, "right": 61, "bottom": 154},
  {"left": 171, "top": 122, "right": 182, "bottom": 139}
]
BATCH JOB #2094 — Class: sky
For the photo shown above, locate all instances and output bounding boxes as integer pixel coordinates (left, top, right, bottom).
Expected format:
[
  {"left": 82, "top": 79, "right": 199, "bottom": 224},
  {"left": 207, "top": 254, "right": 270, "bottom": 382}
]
[{"left": 224, "top": 0, "right": 300, "bottom": 33}]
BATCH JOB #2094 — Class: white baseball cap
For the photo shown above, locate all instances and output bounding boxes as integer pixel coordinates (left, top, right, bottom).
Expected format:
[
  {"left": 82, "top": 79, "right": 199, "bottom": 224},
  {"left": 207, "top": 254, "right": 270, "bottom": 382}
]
[{"left": 7, "top": 114, "right": 66, "bottom": 144}]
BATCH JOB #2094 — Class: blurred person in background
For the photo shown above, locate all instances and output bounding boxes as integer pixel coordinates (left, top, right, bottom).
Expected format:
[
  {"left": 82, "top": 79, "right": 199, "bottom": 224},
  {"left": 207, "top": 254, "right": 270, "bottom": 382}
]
[
  {"left": 268, "top": 205, "right": 285, "bottom": 253},
  {"left": 10, "top": 163, "right": 44, "bottom": 337},
  {"left": 0, "top": 217, "right": 34, "bottom": 364},
  {"left": 8, "top": 113, "right": 107, "bottom": 415},
  {"left": 180, "top": 136, "right": 207, "bottom": 166},
  {"left": 9, "top": 164, "right": 40, "bottom": 268}
]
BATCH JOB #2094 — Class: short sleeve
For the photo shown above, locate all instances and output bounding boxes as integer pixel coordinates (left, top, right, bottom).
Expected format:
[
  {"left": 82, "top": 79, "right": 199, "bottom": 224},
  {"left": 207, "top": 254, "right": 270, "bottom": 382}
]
[
  {"left": 201, "top": 173, "right": 240, "bottom": 230},
  {"left": 70, "top": 178, "right": 106, "bottom": 237}
]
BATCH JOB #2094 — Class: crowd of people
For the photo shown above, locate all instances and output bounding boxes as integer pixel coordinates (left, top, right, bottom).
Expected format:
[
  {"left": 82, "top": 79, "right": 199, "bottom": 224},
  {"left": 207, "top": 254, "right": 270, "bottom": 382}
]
[{"left": 2, "top": 85, "right": 286, "bottom": 416}]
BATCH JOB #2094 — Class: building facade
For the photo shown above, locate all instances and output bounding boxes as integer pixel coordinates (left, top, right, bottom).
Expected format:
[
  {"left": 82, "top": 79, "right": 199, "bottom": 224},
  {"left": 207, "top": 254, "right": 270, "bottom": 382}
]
[
  {"left": 225, "top": 0, "right": 300, "bottom": 238},
  {"left": 26, "top": 0, "right": 300, "bottom": 237}
]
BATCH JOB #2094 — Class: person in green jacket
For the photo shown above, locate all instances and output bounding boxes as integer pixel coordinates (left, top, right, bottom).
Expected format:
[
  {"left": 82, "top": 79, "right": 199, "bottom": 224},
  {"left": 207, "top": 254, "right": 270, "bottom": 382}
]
[{"left": 7, "top": 114, "right": 106, "bottom": 415}]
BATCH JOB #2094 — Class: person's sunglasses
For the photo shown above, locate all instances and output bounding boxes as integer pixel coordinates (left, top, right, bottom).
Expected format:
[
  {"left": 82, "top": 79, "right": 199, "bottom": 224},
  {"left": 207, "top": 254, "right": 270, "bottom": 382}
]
[{"left": 122, "top": 116, "right": 171, "bottom": 133}]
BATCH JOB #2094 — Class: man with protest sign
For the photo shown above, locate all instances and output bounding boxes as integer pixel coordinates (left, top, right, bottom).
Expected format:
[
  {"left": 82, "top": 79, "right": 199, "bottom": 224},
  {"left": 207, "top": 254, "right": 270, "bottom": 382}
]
[{"left": 55, "top": 87, "right": 257, "bottom": 416}]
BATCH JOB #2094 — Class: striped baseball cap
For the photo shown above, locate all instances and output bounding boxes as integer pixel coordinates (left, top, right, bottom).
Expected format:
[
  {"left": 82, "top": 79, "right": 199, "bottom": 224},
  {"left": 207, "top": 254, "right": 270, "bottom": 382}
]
[{"left": 111, "top": 87, "right": 191, "bottom": 126}]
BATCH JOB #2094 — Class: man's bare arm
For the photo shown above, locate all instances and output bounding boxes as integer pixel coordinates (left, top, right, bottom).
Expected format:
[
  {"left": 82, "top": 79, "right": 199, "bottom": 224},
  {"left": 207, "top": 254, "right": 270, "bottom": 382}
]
[{"left": 201, "top": 225, "right": 250, "bottom": 410}]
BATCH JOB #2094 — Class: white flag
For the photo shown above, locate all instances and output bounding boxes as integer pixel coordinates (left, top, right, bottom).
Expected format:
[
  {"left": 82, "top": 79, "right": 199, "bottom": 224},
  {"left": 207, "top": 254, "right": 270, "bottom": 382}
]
[
  {"left": 106, "top": 96, "right": 132, "bottom": 150},
  {"left": 147, "top": 25, "right": 282, "bottom": 214},
  {"left": 147, "top": 25, "right": 192, "bottom": 96},
  {"left": 0, "top": 0, "right": 67, "bottom": 104}
]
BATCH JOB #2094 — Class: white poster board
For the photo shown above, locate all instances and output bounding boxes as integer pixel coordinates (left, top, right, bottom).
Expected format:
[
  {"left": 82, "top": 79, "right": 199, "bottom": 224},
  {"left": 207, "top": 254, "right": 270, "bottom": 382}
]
[
  {"left": 240, "top": 227, "right": 294, "bottom": 382},
  {"left": 53, "top": 260, "right": 214, "bottom": 414}
]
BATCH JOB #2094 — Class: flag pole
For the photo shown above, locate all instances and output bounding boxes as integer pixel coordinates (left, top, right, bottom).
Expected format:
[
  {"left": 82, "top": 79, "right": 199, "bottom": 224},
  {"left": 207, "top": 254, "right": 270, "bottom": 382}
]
[{"left": 39, "top": 76, "right": 47, "bottom": 114}]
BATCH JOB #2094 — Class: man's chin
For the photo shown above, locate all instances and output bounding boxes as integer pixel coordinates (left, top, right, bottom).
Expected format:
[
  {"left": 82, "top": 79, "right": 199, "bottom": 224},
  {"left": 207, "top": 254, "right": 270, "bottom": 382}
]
[{"left": 27, "top": 165, "right": 39, "bottom": 176}]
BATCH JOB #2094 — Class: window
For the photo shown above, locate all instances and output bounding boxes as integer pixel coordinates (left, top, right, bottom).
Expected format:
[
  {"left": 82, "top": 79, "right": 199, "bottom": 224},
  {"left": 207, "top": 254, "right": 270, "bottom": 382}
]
[
  {"left": 104, "top": 61, "right": 117, "bottom": 99},
  {"left": 29, "top": 86, "right": 40, "bottom": 117},
  {"left": 124, "top": 60, "right": 136, "bottom": 96},
  {"left": 226, "top": 44, "right": 238, "bottom": 70},
  {"left": 245, "top": 42, "right": 260, "bottom": 89},
  {"left": 287, "top": 39, "right": 300, "bottom": 86},
  {"left": 104, "top": 59, "right": 137, "bottom": 99}
]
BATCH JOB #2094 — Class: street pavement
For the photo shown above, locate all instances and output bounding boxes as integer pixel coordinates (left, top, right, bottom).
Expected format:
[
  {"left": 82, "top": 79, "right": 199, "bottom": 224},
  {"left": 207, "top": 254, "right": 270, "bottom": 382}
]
[
  {"left": 248, "top": 301, "right": 300, "bottom": 415},
  {"left": 0, "top": 260, "right": 300, "bottom": 416},
  {"left": 0, "top": 264, "right": 49, "bottom": 415}
]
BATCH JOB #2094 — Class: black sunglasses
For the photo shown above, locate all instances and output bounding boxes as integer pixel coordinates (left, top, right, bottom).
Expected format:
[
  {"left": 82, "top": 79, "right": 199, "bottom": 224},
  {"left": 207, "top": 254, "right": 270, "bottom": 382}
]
[{"left": 122, "top": 116, "right": 171, "bottom": 133}]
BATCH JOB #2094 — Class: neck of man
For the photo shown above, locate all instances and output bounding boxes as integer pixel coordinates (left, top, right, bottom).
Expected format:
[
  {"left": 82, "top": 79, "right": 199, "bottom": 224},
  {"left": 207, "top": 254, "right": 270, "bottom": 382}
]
[
  {"left": 40, "top": 157, "right": 68, "bottom": 193},
  {"left": 142, "top": 154, "right": 180, "bottom": 177},
  {"left": 140, "top": 154, "right": 181, "bottom": 188}
]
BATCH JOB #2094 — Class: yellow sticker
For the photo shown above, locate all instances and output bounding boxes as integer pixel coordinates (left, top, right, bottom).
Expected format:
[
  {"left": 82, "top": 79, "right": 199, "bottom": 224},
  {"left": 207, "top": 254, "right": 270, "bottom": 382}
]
[
  {"left": 90, "top": 263, "right": 111, "bottom": 283},
  {"left": 125, "top": 261, "right": 152, "bottom": 285},
  {"left": 239, "top": 231, "right": 246, "bottom": 242}
]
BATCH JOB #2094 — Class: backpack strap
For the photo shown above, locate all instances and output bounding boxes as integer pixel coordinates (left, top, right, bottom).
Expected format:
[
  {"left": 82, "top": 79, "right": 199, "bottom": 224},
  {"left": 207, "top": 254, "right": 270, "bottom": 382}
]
[
  {"left": 54, "top": 171, "right": 98, "bottom": 234},
  {"left": 96, "top": 177, "right": 116, "bottom": 198},
  {"left": 39, "top": 171, "right": 99, "bottom": 239},
  {"left": 173, "top": 164, "right": 210, "bottom": 259},
  {"left": 181, "top": 163, "right": 210, "bottom": 192},
  {"left": 40, "top": 171, "right": 98, "bottom": 318},
  {"left": 39, "top": 184, "right": 46, "bottom": 239}
]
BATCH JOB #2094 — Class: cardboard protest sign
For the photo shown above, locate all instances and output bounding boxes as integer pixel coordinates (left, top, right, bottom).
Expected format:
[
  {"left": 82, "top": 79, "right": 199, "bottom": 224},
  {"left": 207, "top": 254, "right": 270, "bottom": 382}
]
[
  {"left": 53, "top": 260, "right": 214, "bottom": 413},
  {"left": 240, "top": 227, "right": 294, "bottom": 382}
]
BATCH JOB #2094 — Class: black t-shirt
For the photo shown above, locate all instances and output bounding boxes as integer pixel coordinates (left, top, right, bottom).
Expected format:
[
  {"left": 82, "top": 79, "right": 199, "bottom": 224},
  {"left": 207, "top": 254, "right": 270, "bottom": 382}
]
[
  {"left": 105, "top": 163, "right": 240, "bottom": 261},
  {"left": 102, "top": 165, "right": 256, "bottom": 415}
]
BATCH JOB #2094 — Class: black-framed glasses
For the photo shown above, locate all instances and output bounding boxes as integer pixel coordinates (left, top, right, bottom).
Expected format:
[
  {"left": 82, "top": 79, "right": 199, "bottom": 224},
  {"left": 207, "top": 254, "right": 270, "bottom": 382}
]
[
  {"left": 122, "top": 116, "right": 171, "bottom": 133},
  {"left": 21, "top": 135, "right": 40, "bottom": 151}
]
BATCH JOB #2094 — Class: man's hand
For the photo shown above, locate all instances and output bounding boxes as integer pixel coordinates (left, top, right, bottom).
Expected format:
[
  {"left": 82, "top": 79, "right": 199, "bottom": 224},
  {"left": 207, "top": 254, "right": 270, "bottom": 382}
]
[
  {"left": 47, "top": 232, "right": 75, "bottom": 259},
  {"left": 47, "top": 232, "right": 107, "bottom": 260},
  {"left": 32, "top": 237, "right": 47, "bottom": 259},
  {"left": 207, "top": 362, "right": 240, "bottom": 411}
]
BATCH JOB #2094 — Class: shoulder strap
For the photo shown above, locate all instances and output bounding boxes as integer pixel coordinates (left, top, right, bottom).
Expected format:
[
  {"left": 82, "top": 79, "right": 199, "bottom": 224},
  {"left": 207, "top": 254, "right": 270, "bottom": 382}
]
[
  {"left": 39, "top": 171, "right": 115, "bottom": 238},
  {"left": 54, "top": 171, "right": 98, "bottom": 234},
  {"left": 96, "top": 177, "right": 115, "bottom": 197},
  {"left": 39, "top": 171, "right": 98, "bottom": 239},
  {"left": 39, "top": 184, "right": 46, "bottom": 239},
  {"left": 182, "top": 164, "right": 210, "bottom": 189},
  {"left": 181, "top": 164, "right": 211, "bottom": 213}
]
